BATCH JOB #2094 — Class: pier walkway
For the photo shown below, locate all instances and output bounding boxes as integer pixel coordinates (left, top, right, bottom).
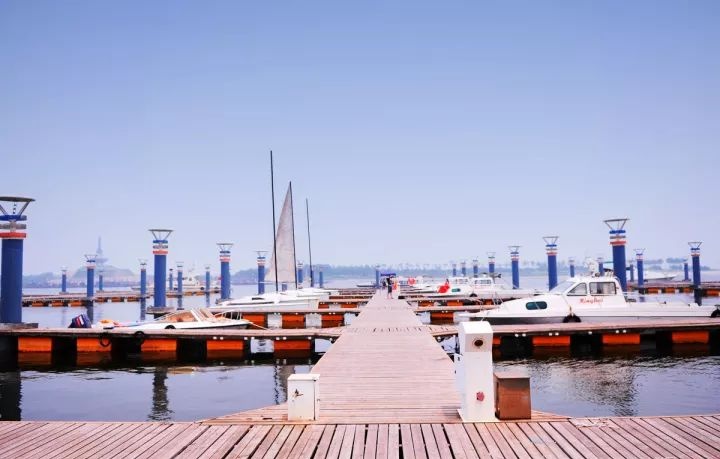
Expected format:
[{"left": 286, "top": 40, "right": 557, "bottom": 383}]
[{"left": 2, "top": 293, "right": 720, "bottom": 457}]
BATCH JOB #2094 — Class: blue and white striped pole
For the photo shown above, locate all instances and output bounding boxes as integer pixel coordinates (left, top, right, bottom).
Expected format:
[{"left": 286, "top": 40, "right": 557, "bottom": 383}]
[
  {"left": 509, "top": 246, "right": 520, "bottom": 289},
  {"left": 629, "top": 261, "right": 635, "bottom": 282},
  {"left": 168, "top": 268, "right": 174, "bottom": 292},
  {"left": 460, "top": 260, "right": 467, "bottom": 277},
  {"left": 635, "top": 249, "right": 645, "bottom": 288},
  {"left": 297, "top": 261, "right": 304, "bottom": 286},
  {"left": 85, "top": 254, "right": 96, "bottom": 300},
  {"left": 218, "top": 243, "right": 233, "bottom": 300},
  {"left": 61, "top": 266, "right": 68, "bottom": 293},
  {"left": 568, "top": 257, "right": 575, "bottom": 278},
  {"left": 604, "top": 218, "right": 629, "bottom": 292},
  {"left": 319, "top": 269, "right": 324, "bottom": 288},
  {"left": 0, "top": 197, "right": 33, "bottom": 324},
  {"left": 543, "top": 236, "right": 558, "bottom": 290},
  {"left": 205, "top": 264, "right": 211, "bottom": 294},
  {"left": 150, "top": 229, "right": 172, "bottom": 308},
  {"left": 451, "top": 262, "right": 457, "bottom": 277},
  {"left": 597, "top": 256, "right": 604, "bottom": 275},
  {"left": 487, "top": 252, "right": 495, "bottom": 274},
  {"left": 689, "top": 242, "right": 702, "bottom": 287},
  {"left": 472, "top": 258, "right": 479, "bottom": 278},
  {"left": 176, "top": 262, "right": 184, "bottom": 297},
  {"left": 684, "top": 259, "right": 690, "bottom": 282},
  {"left": 256, "top": 251, "right": 267, "bottom": 294},
  {"left": 139, "top": 259, "right": 147, "bottom": 298}
]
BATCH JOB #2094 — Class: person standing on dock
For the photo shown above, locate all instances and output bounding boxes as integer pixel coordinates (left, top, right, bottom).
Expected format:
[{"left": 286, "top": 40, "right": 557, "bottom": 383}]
[{"left": 386, "top": 277, "right": 393, "bottom": 298}]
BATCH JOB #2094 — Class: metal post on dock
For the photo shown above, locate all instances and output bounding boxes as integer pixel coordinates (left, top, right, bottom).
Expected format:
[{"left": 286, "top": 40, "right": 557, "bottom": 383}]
[
  {"left": 0, "top": 196, "right": 34, "bottom": 324},
  {"left": 684, "top": 259, "right": 690, "bottom": 282},
  {"left": 451, "top": 261, "right": 457, "bottom": 277},
  {"left": 84, "top": 254, "right": 96, "bottom": 301},
  {"left": 509, "top": 246, "right": 520, "bottom": 289},
  {"left": 297, "top": 261, "right": 304, "bottom": 286},
  {"left": 150, "top": 229, "right": 172, "bottom": 308},
  {"left": 689, "top": 242, "right": 702, "bottom": 287},
  {"left": 218, "top": 243, "right": 233, "bottom": 300},
  {"left": 568, "top": 257, "right": 575, "bottom": 278},
  {"left": 98, "top": 267, "right": 104, "bottom": 292},
  {"left": 604, "top": 218, "right": 629, "bottom": 292},
  {"left": 375, "top": 265, "right": 380, "bottom": 289},
  {"left": 472, "top": 258, "right": 479, "bottom": 278},
  {"left": 256, "top": 251, "right": 267, "bottom": 294},
  {"left": 319, "top": 269, "right": 324, "bottom": 288},
  {"left": 635, "top": 249, "right": 645, "bottom": 288},
  {"left": 487, "top": 252, "right": 495, "bottom": 274},
  {"left": 204, "top": 264, "right": 211, "bottom": 294},
  {"left": 597, "top": 256, "right": 604, "bottom": 275},
  {"left": 543, "top": 236, "right": 559, "bottom": 290},
  {"left": 139, "top": 259, "right": 147, "bottom": 298},
  {"left": 629, "top": 260, "right": 635, "bottom": 282},
  {"left": 168, "top": 268, "right": 174, "bottom": 292},
  {"left": 460, "top": 260, "right": 467, "bottom": 277},
  {"left": 60, "top": 266, "right": 68, "bottom": 293}
]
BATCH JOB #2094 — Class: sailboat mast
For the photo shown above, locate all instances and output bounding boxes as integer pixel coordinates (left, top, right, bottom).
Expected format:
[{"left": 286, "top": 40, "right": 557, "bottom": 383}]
[
  {"left": 306, "top": 198, "right": 314, "bottom": 287},
  {"left": 270, "top": 150, "right": 280, "bottom": 292},
  {"left": 290, "top": 182, "right": 298, "bottom": 290}
]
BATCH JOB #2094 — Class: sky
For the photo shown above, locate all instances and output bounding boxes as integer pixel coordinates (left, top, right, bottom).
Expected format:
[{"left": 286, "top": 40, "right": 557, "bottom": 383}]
[{"left": 1, "top": 1, "right": 719, "bottom": 274}]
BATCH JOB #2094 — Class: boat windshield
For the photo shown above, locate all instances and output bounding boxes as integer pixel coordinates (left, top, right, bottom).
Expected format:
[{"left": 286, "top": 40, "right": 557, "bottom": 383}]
[
  {"left": 159, "top": 311, "right": 196, "bottom": 323},
  {"left": 550, "top": 280, "right": 575, "bottom": 294},
  {"left": 196, "top": 308, "right": 216, "bottom": 320}
]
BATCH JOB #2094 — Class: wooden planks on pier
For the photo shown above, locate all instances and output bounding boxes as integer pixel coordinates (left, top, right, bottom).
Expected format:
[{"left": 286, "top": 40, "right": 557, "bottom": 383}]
[{"left": 1, "top": 415, "right": 719, "bottom": 458}]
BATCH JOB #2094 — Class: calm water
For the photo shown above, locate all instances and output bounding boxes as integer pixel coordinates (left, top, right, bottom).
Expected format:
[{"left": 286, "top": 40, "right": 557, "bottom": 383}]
[{"left": 4, "top": 275, "right": 719, "bottom": 421}]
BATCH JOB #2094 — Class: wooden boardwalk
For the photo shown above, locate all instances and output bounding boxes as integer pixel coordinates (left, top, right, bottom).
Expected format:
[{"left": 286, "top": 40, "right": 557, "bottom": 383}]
[
  {"left": 1, "top": 416, "right": 719, "bottom": 458},
  {"left": 209, "top": 294, "right": 558, "bottom": 425}
]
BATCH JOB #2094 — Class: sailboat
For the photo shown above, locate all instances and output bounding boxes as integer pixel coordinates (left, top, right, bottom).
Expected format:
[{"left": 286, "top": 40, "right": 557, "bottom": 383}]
[{"left": 215, "top": 170, "right": 337, "bottom": 311}]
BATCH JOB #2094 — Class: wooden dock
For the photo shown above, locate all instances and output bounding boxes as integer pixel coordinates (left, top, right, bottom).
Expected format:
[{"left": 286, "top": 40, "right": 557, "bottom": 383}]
[
  {"left": 2, "top": 292, "right": 719, "bottom": 457},
  {"left": 1, "top": 415, "right": 719, "bottom": 458}
]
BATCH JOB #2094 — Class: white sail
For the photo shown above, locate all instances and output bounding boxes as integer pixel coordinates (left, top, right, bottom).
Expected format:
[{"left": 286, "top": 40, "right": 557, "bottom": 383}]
[{"left": 265, "top": 185, "right": 297, "bottom": 286}]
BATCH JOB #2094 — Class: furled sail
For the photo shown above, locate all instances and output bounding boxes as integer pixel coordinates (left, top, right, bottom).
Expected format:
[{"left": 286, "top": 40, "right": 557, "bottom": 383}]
[{"left": 265, "top": 184, "right": 297, "bottom": 286}]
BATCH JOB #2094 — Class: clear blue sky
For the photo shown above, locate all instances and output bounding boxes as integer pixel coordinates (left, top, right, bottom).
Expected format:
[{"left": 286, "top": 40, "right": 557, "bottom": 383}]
[{"left": 1, "top": 1, "right": 718, "bottom": 274}]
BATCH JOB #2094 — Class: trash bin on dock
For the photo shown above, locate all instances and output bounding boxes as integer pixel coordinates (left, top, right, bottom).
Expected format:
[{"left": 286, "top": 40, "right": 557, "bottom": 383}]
[{"left": 494, "top": 371, "right": 531, "bottom": 420}]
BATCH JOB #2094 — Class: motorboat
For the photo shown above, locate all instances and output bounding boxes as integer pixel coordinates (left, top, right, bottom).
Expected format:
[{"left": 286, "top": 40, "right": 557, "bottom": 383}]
[
  {"left": 466, "top": 275, "right": 538, "bottom": 300},
  {"left": 213, "top": 287, "right": 339, "bottom": 311},
  {"left": 642, "top": 271, "right": 679, "bottom": 282},
  {"left": 461, "top": 275, "right": 720, "bottom": 324},
  {"left": 94, "top": 308, "right": 250, "bottom": 330}
]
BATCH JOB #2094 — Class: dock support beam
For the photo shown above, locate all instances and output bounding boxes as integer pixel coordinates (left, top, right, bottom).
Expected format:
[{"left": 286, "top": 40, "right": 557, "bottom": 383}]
[
  {"left": 168, "top": 268, "right": 174, "bottom": 292},
  {"left": 256, "top": 251, "right": 267, "bottom": 295},
  {"left": 487, "top": 252, "right": 495, "bottom": 274},
  {"left": 684, "top": 260, "right": 690, "bottom": 282},
  {"left": 605, "top": 218, "right": 628, "bottom": 292},
  {"left": 629, "top": 261, "right": 635, "bottom": 282},
  {"left": 509, "top": 246, "right": 520, "bottom": 289},
  {"left": 0, "top": 196, "right": 33, "bottom": 324},
  {"left": 319, "top": 270, "right": 324, "bottom": 288},
  {"left": 597, "top": 256, "right": 604, "bottom": 275},
  {"left": 689, "top": 242, "right": 702, "bottom": 287},
  {"left": 452, "top": 262, "right": 457, "bottom": 277},
  {"left": 460, "top": 260, "right": 467, "bottom": 277},
  {"left": 139, "top": 260, "right": 147, "bottom": 297},
  {"left": 635, "top": 249, "right": 645, "bottom": 288},
  {"left": 85, "top": 254, "right": 96, "bottom": 301},
  {"left": 543, "top": 236, "right": 558, "bottom": 290},
  {"left": 472, "top": 258, "right": 479, "bottom": 278},
  {"left": 61, "top": 267, "right": 67, "bottom": 293},
  {"left": 297, "top": 261, "right": 304, "bottom": 286},
  {"left": 218, "top": 243, "right": 233, "bottom": 300},
  {"left": 568, "top": 257, "right": 575, "bottom": 278},
  {"left": 150, "top": 229, "right": 172, "bottom": 308}
]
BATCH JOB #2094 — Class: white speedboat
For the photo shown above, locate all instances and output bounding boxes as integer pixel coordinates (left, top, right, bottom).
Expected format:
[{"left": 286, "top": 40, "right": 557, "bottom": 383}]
[
  {"left": 213, "top": 287, "right": 339, "bottom": 310},
  {"left": 95, "top": 308, "right": 250, "bottom": 330},
  {"left": 462, "top": 275, "right": 720, "bottom": 324},
  {"left": 642, "top": 271, "right": 679, "bottom": 282},
  {"left": 467, "top": 275, "right": 538, "bottom": 300}
]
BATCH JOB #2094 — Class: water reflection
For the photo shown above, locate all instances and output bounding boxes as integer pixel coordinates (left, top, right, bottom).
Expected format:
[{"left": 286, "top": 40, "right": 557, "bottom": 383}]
[
  {"left": 149, "top": 367, "right": 172, "bottom": 421},
  {"left": 0, "top": 371, "right": 21, "bottom": 421}
]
